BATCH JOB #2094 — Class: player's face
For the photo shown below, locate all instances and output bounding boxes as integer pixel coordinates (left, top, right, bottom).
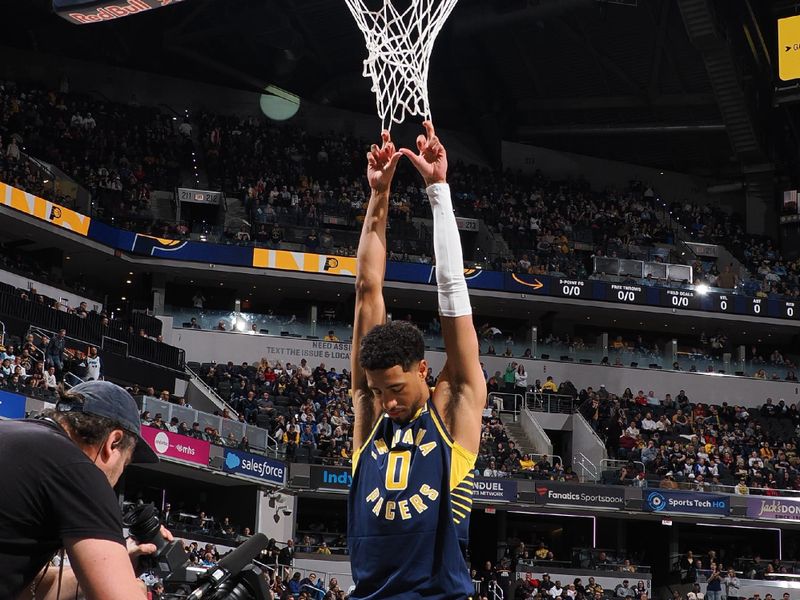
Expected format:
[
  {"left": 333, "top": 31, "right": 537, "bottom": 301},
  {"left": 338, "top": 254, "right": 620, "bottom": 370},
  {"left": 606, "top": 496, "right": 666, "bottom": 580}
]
[{"left": 366, "top": 360, "right": 428, "bottom": 424}]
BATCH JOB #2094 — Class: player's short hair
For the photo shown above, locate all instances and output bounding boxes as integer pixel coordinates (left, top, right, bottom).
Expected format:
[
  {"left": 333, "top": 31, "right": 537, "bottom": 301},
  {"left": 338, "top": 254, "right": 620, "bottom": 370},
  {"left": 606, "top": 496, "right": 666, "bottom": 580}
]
[{"left": 359, "top": 321, "right": 425, "bottom": 372}]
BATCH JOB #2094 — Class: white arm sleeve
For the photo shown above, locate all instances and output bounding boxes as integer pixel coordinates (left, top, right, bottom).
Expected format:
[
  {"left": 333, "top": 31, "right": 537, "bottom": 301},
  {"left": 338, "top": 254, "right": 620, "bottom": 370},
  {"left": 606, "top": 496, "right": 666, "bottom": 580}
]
[{"left": 426, "top": 183, "right": 471, "bottom": 317}]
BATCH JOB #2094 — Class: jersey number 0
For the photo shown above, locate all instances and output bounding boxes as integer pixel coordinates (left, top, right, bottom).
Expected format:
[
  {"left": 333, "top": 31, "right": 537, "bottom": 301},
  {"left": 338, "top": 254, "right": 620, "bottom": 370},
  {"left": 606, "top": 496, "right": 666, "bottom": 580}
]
[{"left": 385, "top": 450, "right": 411, "bottom": 490}]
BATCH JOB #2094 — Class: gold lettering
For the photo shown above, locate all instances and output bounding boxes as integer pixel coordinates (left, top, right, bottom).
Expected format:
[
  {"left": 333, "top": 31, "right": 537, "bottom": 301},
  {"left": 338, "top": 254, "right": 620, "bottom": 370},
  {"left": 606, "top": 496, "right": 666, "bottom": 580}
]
[
  {"left": 420, "top": 484, "right": 439, "bottom": 501},
  {"left": 372, "top": 497, "right": 384, "bottom": 517},
  {"left": 385, "top": 500, "right": 396, "bottom": 520},
  {"left": 410, "top": 494, "right": 428, "bottom": 514},
  {"left": 392, "top": 430, "right": 401, "bottom": 447},
  {"left": 402, "top": 429, "right": 414, "bottom": 445},
  {"left": 374, "top": 439, "right": 388, "bottom": 455},
  {"left": 366, "top": 487, "right": 381, "bottom": 503},
  {"left": 419, "top": 441, "right": 437, "bottom": 456},
  {"left": 415, "top": 428, "right": 426, "bottom": 445},
  {"left": 398, "top": 500, "right": 412, "bottom": 520}
]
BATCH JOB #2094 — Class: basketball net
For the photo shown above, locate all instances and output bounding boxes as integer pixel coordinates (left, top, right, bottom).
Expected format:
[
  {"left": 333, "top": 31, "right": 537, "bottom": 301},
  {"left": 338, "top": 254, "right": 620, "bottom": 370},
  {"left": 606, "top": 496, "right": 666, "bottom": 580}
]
[{"left": 344, "top": 0, "right": 459, "bottom": 130}]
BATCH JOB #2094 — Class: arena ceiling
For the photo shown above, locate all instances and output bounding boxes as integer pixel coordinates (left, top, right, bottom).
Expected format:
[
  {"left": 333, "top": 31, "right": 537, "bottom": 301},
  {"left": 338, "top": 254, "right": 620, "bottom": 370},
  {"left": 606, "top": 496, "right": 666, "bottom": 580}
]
[{"left": 0, "top": 0, "right": 795, "bottom": 184}]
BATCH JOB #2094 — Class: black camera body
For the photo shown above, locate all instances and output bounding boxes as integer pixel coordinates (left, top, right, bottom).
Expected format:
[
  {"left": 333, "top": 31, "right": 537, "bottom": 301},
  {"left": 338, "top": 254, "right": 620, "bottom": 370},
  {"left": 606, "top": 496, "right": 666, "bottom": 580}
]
[
  {"left": 124, "top": 504, "right": 192, "bottom": 576},
  {"left": 123, "top": 503, "right": 270, "bottom": 600}
]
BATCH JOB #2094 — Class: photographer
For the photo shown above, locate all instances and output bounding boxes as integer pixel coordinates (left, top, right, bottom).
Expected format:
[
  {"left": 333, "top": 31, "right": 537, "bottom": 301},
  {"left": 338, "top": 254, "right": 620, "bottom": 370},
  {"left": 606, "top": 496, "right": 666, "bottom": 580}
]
[{"left": 0, "top": 380, "right": 165, "bottom": 600}]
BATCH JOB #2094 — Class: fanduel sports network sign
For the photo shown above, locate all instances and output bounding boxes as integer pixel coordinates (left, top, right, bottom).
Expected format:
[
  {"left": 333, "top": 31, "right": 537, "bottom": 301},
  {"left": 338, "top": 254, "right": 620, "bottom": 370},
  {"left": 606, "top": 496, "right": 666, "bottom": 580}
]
[
  {"left": 310, "top": 465, "right": 353, "bottom": 491},
  {"left": 643, "top": 490, "right": 729, "bottom": 516},
  {"left": 140, "top": 426, "right": 210, "bottom": 466},
  {"left": 747, "top": 497, "right": 800, "bottom": 521},
  {"left": 533, "top": 482, "right": 625, "bottom": 509},
  {"left": 222, "top": 449, "right": 285, "bottom": 485},
  {"left": 473, "top": 478, "right": 517, "bottom": 502}
]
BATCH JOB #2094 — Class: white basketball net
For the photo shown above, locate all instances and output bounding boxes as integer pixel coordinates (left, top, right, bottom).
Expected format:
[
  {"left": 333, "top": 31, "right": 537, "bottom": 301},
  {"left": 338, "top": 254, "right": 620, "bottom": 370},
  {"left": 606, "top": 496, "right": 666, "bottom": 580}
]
[{"left": 344, "top": 0, "right": 459, "bottom": 130}]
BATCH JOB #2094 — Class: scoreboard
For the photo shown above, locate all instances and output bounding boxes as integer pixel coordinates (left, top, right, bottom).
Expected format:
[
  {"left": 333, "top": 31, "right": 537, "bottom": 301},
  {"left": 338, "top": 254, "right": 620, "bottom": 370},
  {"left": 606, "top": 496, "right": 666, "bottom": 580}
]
[{"left": 503, "top": 273, "right": 800, "bottom": 321}]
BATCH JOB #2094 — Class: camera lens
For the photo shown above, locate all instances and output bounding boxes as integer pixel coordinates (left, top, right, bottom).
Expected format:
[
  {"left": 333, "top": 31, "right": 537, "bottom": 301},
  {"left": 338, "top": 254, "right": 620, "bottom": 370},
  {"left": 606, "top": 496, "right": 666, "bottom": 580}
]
[{"left": 124, "top": 504, "right": 167, "bottom": 552}]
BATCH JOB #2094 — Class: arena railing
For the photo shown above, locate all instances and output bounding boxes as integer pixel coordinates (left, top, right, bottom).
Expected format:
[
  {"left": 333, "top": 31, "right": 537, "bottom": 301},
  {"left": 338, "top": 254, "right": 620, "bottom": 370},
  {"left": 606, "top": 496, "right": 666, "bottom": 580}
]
[
  {"left": 488, "top": 392, "right": 524, "bottom": 418},
  {"left": 518, "top": 557, "right": 653, "bottom": 574},
  {"left": 575, "top": 452, "right": 600, "bottom": 483},
  {"left": 526, "top": 391, "right": 577, "bottom": 414},
  {"left": 140, "top": 397, "right": 279, "bottom": 456},
  {"left": 600, "top": 459, "right": 646, "bottom": 475},
  {"left": 0, "top": 290, "right": 184, "bottom": 371}
]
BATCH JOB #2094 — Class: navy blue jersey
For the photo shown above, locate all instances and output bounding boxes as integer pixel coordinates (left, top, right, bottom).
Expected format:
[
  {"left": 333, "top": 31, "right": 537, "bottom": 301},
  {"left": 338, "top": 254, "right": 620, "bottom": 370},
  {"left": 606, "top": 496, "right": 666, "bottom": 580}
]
[{"left": 348, "top": 399, "right": 476, "bottom": 600}]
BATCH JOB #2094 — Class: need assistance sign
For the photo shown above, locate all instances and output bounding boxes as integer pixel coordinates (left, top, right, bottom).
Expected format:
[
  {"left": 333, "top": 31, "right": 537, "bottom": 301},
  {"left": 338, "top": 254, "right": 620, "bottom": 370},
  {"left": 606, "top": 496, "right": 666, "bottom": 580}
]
[{"left": 779, "top": 15, "right": 800, "bottom": 81}]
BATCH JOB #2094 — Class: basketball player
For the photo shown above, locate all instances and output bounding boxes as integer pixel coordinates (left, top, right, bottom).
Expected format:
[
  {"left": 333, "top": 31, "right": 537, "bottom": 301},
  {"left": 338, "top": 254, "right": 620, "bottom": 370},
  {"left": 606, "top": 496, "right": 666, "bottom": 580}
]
[{"left": 348, "top": 122, "right": 486, "bottom": 599}]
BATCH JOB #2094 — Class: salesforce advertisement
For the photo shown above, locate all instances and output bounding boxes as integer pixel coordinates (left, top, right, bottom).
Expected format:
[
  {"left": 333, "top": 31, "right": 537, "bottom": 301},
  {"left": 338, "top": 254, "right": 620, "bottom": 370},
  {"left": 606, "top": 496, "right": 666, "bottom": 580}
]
[
  {"left": 643, "top": 490, "right": 730, "bottom": 516},
  {"left": 222, "top": 449, "right": 286, "bottom": 486}
]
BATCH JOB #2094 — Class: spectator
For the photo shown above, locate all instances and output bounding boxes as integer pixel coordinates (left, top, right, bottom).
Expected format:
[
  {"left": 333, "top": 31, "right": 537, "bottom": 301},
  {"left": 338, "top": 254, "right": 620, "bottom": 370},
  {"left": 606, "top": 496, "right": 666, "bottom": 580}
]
[
  {"left": 514, "top": 364, "right": 528, "bottom": 394},
  {"left": 541, "top": 375, "right": 558, "bottom": 392},
  {"left": 278, "top": 539, "right": 295, "bottom": 565},
  {"left": 706, "top": 564, "right": 723, "bottom": 600},
  {"left": 45, "top": 328, "right": 66, "bottom": 373},
  {"left": 615, "top": 580, "right": 635, "bottom": 598}
]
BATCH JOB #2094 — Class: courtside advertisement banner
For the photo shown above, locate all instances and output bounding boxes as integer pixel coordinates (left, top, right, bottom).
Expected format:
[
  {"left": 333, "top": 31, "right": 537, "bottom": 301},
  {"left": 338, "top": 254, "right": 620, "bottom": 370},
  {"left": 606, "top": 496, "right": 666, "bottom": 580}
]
[
  {"left": 643, "top": 490, "right": 729, "bottom": 516},
  {"left": 473, "top": 478, "right": 517, "bottom": 503},
  {"left": 53, "top": 0, "right": 188, "bottom": 25},
  {"left": 310, "top": 465, "right": 352, "bottom": 491},
  {"left": 0, "top": 390, "right": 26, "bottom": 419},
  {"left": 746, "top": 497, "right": 800, "bottom": 521},
  {"left": 140, "top": 426, "right": 210, "bottom": 466},
  {"left": 534, "top": 482, "right": 625, "bottom": 509},
  {"left": 222, "top": 449, "right": 286, "bottom": 485}
]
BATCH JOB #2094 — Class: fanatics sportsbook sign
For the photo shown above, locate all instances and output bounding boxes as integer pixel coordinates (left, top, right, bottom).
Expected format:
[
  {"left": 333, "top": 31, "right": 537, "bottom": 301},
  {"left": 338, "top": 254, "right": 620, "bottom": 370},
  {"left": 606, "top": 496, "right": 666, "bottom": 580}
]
[{"left": 533, "top": 482, "right": 625, "bottom": 509}]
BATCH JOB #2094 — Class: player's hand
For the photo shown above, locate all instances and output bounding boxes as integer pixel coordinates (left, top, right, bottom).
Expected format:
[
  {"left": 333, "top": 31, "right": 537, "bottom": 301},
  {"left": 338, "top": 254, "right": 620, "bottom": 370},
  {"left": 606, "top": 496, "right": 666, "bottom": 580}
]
[
  {"left": 126, "top": 525, "right": 175, "bottom": 569},
  {"left": 367, "top": 130, "right": 402, "bottom": 194},
  {"left": 400, "top": 120, "right": 447, "bottom": 187}
]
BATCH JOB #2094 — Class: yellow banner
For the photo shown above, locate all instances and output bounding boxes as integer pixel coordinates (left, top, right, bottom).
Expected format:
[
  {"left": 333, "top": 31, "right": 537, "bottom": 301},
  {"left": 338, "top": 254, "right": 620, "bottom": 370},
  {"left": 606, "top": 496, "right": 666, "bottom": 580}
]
[
  {"left": 252, "top": 248, "right": 356, "bottom": 276},
  {"left": 0, "top": 182, "right": 91, "bottom": 236},
  {"left": 779, "top": 15, "right": 800, "bottom": 81}
]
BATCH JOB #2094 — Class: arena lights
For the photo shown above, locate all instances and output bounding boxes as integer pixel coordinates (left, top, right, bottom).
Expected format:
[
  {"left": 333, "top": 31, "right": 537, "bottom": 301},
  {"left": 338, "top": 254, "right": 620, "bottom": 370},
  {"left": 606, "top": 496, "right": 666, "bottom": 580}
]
[
  {"left": 259, "top": 85, "right": 300, "bottom": 121},
  {"left": 695, "top": 284, "right": 709, "bottom": 295}
]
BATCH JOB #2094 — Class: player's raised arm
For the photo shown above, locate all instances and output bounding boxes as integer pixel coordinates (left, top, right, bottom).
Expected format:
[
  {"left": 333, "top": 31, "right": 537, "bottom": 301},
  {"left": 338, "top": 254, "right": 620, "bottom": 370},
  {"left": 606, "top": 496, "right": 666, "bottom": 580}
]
[
  {"left": 400, "top": 121, "right": 486, "bottom": 454},
  {"left": 351, "top": 131, "right": 402, "bottom": 451}
]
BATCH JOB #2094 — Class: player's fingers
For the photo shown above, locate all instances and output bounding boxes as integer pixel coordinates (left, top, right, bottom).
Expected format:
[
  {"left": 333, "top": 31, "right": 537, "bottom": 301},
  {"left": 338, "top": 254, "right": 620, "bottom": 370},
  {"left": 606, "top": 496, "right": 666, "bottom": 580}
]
[
  {"left": 416, "top": 134, "right": 426, "bottom": 153},
  {"left": 423, "top": 120, "right": 435, "bottom": 140},
  {"left": 399, "top": 147, "right": 422, "bottom": 167},
  {"left": 370, "top": 144, "right": 379, "bottom": 155},
  {"left": 388, "top": 151, "right": 403, "bottom": 169},
  {"left": 381, "top": 130, "right": 391, "bottom": 145}
]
